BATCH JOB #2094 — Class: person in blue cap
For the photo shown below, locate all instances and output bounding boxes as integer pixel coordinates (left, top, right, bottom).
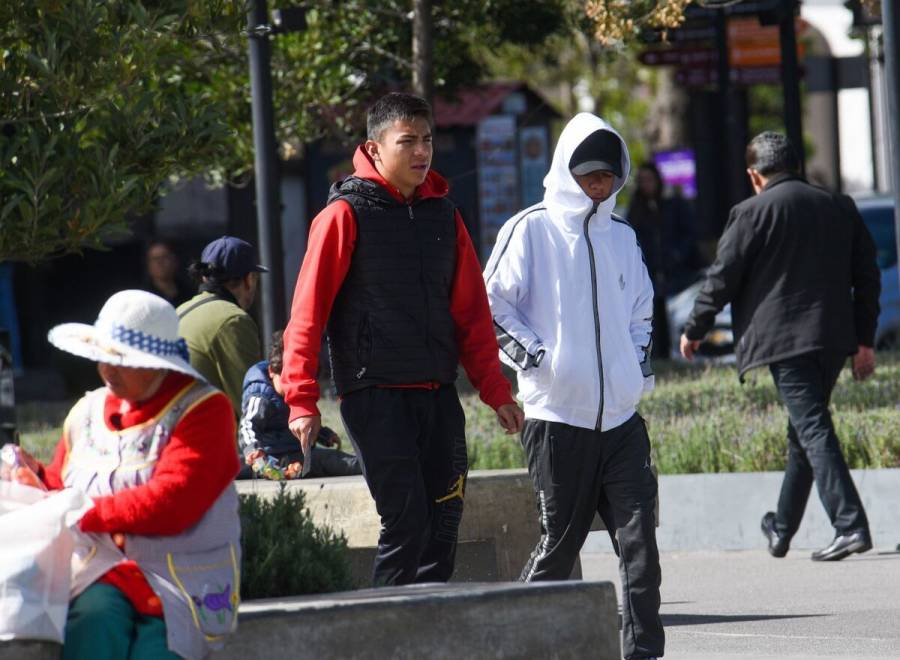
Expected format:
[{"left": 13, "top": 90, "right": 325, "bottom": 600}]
[{"left": 177, "top": 236, "right": 268, "bottom": 418}]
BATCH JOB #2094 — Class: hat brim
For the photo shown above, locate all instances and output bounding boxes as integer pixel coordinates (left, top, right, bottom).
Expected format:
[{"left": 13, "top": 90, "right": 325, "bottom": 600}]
[
  {"left": 571, "top": 160, "right": 621, "bottom": 177},
  {"left": 254, "top": 264, "right": 269, "bottom": 273},
  {"left": 47, "top": 323, "right": 205, "bottom": 381}
]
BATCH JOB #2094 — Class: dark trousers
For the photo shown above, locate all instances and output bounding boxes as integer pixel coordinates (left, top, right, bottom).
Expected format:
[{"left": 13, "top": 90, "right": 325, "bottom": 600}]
[
  {"left": 340, "top": 385, "right": 467, "bottom": 586},
  {"left": 651, "top": 295, "right": 671, "bottom": 360},
  {"left": 770, "top": 350, "right": 869, "bottom": 539},
  {"left": 519, "top": 414, "right": 664, "bottom": 660}
]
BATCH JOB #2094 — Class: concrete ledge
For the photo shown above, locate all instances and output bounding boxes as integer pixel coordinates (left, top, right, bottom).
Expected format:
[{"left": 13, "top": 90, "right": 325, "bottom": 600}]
[
  {"left": 237, "top": 469, "right": 561, "bottom": 582},
  {"left": 221, "top": 581, "right": 620, "bottom": 660},
  {"left": 237, "top": 467, "right": 658, "bottom": 584},
  {"left": 583, "top": 467, "right": 900, "bottom": 553},
  {"left": 0, "top": 641, "right": 60, "bottom": 660},
  {"left": 0, "top": 583, "right": 619, "bottom": 660}
]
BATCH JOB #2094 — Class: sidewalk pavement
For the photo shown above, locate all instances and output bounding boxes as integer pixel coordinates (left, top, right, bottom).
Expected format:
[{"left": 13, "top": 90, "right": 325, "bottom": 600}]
[{"left": 582, "top": 546, "right": 900, "bottom": 659}]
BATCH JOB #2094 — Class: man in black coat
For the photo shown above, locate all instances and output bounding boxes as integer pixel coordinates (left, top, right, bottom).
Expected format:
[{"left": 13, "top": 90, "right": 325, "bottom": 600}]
[{"left": 680, "top": 131, "right": 881, "bottom": 562}]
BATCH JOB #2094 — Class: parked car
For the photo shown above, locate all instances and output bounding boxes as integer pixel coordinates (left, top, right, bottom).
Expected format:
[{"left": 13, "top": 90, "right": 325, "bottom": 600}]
[
  {"left": 854, "top": 194, "right": 899, "bottom": 348},
  {"left": 665, "top": 194, "right": 899, "bottom": 361},
  {"left": 666, "top": 276, "right": 734, "bottom": 362}
]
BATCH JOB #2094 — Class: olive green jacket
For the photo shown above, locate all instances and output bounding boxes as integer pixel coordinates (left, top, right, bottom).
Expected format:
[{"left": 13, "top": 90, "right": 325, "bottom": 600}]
[{"left": 177, "top": 291, "right": 262, "bottom": 416}]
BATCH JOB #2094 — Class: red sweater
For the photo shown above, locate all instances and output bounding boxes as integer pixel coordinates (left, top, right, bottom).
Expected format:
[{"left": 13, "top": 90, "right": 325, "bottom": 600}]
[
  {"left": 41, "top": 372, "right": 238, "bottom": 616},
  {"left": 281, "top": 146, "right": 514, "bottom": 420}
]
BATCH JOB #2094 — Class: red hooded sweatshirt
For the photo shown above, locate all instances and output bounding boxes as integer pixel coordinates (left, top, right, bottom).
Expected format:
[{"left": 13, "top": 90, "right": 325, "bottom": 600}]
[{"left": 281, "top": 146, "right": 513, "bottom": 420}]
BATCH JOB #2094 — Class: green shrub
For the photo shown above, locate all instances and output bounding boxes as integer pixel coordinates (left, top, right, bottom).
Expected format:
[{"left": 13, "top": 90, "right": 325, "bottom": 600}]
[
  {"left": 239, "top": 484, "right": 353, "bottom": 599},
  {"left": 458, "top": 351, "right": 900, "bottom": 474}
]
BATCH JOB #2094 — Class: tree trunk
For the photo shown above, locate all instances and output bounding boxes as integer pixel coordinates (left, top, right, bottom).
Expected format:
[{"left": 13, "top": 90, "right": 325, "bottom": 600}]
[{"left": 412, "top": 0, "right": 434, "bottom": 106}]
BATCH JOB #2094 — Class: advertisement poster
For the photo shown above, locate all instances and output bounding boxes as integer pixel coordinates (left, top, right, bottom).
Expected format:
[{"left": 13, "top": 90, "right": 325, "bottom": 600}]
[
  {"left": 476, "top": 115, "right": 519, "bottom": 259},
  {"left": 654, "top": 149, "right": 697, "bottom": 199},
  {"left": 518, "top": 126, "right": 549, "bottom": 208}
]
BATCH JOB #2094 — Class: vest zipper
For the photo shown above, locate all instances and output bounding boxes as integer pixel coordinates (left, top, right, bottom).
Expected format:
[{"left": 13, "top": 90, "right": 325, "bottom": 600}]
[
  {"left": 409, "top": 203, "right": 435, "bottom": 362},
  {"left": 583, "top": 205, "right": 604, "bottom": 430}
]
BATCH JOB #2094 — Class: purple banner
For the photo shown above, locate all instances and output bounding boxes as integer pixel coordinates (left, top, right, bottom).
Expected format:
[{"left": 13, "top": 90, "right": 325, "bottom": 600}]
[{"left": 654, "top": 149, "right": 697, "bottom": 199}]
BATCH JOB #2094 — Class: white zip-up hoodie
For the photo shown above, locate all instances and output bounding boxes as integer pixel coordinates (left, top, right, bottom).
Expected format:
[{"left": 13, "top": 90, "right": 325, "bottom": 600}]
[{"left": 484, "top": 113, "right": 654, "bottom": 431}]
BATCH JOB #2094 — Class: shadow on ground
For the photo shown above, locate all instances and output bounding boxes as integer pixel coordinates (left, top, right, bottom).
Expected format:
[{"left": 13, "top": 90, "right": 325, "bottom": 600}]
[{"left": 662, "top": 613, "right": 826, "bottom": 627}]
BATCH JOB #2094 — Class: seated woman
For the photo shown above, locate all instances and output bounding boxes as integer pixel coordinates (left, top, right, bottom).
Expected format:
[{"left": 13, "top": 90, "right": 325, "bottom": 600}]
[{"left": 17, "top": 289, "right": 240, "bottom": 660}]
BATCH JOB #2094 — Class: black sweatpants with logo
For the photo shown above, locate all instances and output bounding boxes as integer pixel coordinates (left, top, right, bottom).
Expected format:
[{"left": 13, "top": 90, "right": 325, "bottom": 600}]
[
  {"left": 340, "top": 385, "right": 468, "bottom": 586},
  {"left": 520, "top": 413, "right": 664, "bottom": 660}
]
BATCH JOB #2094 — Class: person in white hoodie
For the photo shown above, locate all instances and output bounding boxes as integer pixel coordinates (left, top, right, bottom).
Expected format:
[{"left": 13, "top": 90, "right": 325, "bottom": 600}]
[{"left": 484, "top": 113, "right": 663, "bottom": 660}]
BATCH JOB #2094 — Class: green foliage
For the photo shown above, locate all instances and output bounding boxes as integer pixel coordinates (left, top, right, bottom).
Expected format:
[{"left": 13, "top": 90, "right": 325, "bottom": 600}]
[
  {"left": 239, "top": 484, "right": 353, "bottom": 599},
  {"left": 19, "top": 428, "right": 60, "bottom": 463},
  {"left": 459, "top": 352, "right": 900, "bottom": 474},
  {"left": 0, "top": 0, "right": 245, "bottom": 262},
  {"left": 476, "top": 18, "right": 657, "bottom": 181},
  {"left": 0, "top": 0, "right": 568, "bottom": 262},
  {"left": 17, "top": 399, "right": 72, "bottom": 462}
]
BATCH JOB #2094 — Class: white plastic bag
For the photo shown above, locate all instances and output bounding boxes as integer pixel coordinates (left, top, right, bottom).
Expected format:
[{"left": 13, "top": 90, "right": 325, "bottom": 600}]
[{"left": 0, "top": 481, "right": 90, "bottom": 643}]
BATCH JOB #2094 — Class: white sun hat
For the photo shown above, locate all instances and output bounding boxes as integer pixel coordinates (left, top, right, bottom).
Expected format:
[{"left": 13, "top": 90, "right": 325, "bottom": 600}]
[{"left": 47, "top": 289, "right": 204, "bottom": 380}]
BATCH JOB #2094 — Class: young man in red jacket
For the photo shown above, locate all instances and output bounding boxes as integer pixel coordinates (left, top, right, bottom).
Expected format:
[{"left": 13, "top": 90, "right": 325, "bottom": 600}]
[{"left": 281, "top": 92, "right": 523, "bottom": 586}]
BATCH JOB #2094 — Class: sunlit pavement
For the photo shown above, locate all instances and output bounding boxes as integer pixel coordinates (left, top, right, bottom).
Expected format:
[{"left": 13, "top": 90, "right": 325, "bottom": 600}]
[{"left": 582, "top": 547, "right": 900, "bottom": 659}]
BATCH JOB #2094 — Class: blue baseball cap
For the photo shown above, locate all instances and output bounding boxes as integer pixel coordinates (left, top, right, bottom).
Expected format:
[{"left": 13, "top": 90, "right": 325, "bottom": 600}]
[{"left": 200, "top": 236, "right": 268, "bottom": 279}]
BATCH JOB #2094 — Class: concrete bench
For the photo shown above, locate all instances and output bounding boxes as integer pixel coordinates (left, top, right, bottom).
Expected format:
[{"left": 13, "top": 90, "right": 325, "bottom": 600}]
[
  {"left": 222, "top": 581, "right": 620, "bottom": 660},
  {"left": 0, "top": 581, "right": 619, "bottom": 660},
  {"left": 236, "top": 468, "right": 658, "bottom": 585},
  {"left": 0, "top": 641, "right": 59, "bottom": 660}
]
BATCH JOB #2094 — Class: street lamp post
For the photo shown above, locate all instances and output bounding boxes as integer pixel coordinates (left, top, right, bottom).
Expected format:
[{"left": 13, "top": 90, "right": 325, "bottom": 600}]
[
  {"left": 247, "top": 0, "right": 286, "bottom": 349},
  {"left": 778, "top": 0, "right": 805, "bottom": 175}
]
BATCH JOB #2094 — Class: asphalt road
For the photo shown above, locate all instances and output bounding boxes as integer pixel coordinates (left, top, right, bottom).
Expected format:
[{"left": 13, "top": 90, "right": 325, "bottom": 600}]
[{"left": 582, "top": 546, "right": 900, "bottom": 659}]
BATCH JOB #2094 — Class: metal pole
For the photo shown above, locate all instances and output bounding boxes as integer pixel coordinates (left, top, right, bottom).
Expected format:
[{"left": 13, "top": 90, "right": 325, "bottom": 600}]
[
  {"left": 247, "top": 0, "right": 286, "bottom": 347},
  {"left": 715, "top": 9, "right": 733, "bottom": 215},
  {"left": 883, "top": 0, "right": 900, "bottom": 289},
  {"left": 778, "top": 0, "right": 805, "bottom": 175}
]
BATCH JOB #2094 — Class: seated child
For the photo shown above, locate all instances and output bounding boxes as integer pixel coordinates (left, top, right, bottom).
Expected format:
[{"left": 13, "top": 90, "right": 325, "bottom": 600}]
[{"left": 239, "top": 331, "right": 361, "bottom": 479}]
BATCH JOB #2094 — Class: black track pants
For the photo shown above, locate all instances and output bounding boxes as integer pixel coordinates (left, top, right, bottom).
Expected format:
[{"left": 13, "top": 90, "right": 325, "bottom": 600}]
[
  {"left": 340, "top": 385, "right": 467, "bottom": 586},
  {"left": 519, "top": 413, "right": 664, "bottom": 660}
]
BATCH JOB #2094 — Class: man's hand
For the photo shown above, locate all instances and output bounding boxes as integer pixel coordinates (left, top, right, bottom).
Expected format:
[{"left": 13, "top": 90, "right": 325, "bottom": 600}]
[
  {"left": 318, "top": 426, "right": 342, "bottom": 450},
  {"left": 680, "top": 333, "right": 701, "bottom": 361},
  {"left": 852, "top": 345, "right": 876, "bottom": 381},
  {"left": 245, "top": 449, "right": 265, "bottom": 465},
  {"left": 496, "top": 403, "right": 525, "bottom": 435},
  {"left": 289, "top": 415, "right": 322, "bottom": 453}
]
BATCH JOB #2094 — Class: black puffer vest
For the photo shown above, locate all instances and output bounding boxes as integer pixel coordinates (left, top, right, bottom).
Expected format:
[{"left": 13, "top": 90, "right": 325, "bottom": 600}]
[{"left": 327, "top": 176, "right": 459, "bottom": 395}]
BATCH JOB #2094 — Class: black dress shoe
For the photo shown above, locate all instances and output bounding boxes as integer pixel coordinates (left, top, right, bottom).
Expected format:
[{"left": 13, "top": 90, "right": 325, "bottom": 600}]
[
  {"left": 811, "top": 530, "right": 873, "bottom": 561},
  {"left": 761, "top": 511, "right": 790, "bottom": 558}
]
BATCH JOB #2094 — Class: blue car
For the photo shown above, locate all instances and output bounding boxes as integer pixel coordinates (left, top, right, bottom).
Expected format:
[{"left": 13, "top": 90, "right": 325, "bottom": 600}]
[{"left": 854, "top": 195, "right": 899, "bottom": 348}]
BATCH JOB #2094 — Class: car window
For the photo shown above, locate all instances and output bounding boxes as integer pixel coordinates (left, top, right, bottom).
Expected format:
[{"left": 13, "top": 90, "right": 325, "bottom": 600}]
[{"left": 859, "top": 206, "right": 897, "bottom": 269}]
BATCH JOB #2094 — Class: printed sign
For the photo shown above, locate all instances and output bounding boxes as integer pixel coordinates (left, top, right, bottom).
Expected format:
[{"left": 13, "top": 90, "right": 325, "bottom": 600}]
[{"left": 477, "top": 115, "right": 519, "bottom": 259}]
